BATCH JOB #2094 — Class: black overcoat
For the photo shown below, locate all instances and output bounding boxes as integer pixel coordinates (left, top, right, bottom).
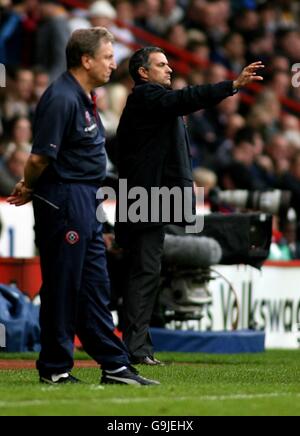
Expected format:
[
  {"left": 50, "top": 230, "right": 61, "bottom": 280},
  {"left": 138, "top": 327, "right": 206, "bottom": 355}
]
[{"left": 115, "top": 80, "right": 235, "bottom": 243}]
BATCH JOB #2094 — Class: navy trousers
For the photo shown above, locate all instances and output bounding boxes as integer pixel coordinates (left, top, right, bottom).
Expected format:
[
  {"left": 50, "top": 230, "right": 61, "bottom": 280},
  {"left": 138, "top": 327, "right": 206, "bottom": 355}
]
[{"left": 33, "top": 182, "right": 129, "bottom": 376}]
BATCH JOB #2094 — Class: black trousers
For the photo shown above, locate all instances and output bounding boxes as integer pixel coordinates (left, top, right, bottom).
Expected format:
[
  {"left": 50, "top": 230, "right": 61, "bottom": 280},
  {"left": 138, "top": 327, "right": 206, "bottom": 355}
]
[{"left": 123, "top": 226, "right": 165, "bottom": 359}]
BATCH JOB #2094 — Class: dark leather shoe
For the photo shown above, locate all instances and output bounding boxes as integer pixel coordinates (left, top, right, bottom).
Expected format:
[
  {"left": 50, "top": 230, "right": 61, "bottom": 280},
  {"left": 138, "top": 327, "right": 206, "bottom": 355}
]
[
  {"left": 151, "top": 356, "right": 165, "bottom": 366},
  {"left": 132, "top": 356, "right": 165, "bottom": 366}
]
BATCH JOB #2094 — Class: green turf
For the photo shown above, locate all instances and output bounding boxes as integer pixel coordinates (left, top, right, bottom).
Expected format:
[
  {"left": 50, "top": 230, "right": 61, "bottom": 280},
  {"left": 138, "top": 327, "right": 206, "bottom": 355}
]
[{"left": 1, "top": 351, "right": 300, "bottom": 416}]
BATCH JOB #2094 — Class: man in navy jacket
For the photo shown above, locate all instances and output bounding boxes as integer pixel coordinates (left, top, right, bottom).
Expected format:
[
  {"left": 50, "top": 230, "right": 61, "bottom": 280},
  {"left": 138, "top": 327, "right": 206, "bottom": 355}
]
[
  {"left": 8, "top": 30, "right": 159, "bottom": 386},
  {"left": 116, "top": 47, "right": 264, "bottom": 365}
]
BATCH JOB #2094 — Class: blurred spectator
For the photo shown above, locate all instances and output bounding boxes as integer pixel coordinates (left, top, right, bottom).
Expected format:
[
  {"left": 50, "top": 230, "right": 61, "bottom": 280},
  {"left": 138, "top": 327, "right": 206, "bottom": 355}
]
[
  {"left": 32, "top": 67, "right": 50, "bottom": 102},
  {"left": 187, "top": 40, "right": 210, "bottom": 63},
  {"left": 268, "top": 70, "right": 291, "bottom": 97},
  {"left": 206, "top": 63, "right": 228, "bottom": 84},
  {"left": 0, "top": 0, "right": 22, "bottom": 66},
  {"left": 188, "top": 69, "right": 205, "bottom": 86},
  {"left": 0, "top": 148, "right": 29, "bottom": 196},
  {"left": 107, "top": 83, "right": 129, "bottom": 118},
  {"left": 88, "top": 0, "right": 134, "bottom": 64},
  {"left": 257, "top": 1, "right": 279, "bottom": 33},
  {"left": 225, "top": 113, "right": 246, "bottom": 140},
  {"left": 0, "top": 135, "right": 8, "bottom": 158},
  {"left": 1, "top": 68, "right": 34, "bottom": 123},
  {"left": 116, "top": 0, "right": 135, "bottom": 25},
  {"left": 233, "top": 8, "right": 260, "bottom": 39},
  {"left": 276, "top": 29, "right": 300, "bottom": 63},
  {"left": 270, "top": 55, "right": 290, "bottom": 72},
  {"left": 193, "top": 167, "right": 217, "bottom": 199},
  {"left": 35, "top": 0, "right": 70, "bottom": 81},
  {"left": 68, "top": 7, "right": 90, "bottom": 33},
  {"left": 4, "top": 116, "right": 32, "bottom": 157},
  {"left": 166, "top": 24, "right": 188, "bottom": 49},
  {"left": 149, "top": 0, "right": 184, "bottom": 35},
  {"left": 134, "top": 0, "right": 161, "bottom": 35},
  {"left": 17, "top": 0, "right": 42, "bottom": 67},
  {"left": 111, "top": 56, "right": 133, "bottom": 92},
  {"left": 94, "top": 87, "right": 119, "bottom": 139},
  {"left": 279, "top": 220, "right": 300, "bottom": 260},
  {"left": 172, "top": 75, "right": 188, "bottom": 90},
  {"left": 214, "top": 113, "right": 245, "bottom": 165},
  {"left": 280, "top": 152, "right": 300, "bottom": 221},
  {"left": 213, "top": 32, "right": 246, "bottom": 74},
  {"left": 95, "top": 83, "right": 129, "bottom": 169},
  {"left": 247, "top": 90, "right": 281, "bottom": 138},
  {"left": 186, "top": 0, "right": 229, "bottom": 48},
  {"left": 219, "top": 127, "right": 270, "bottom": 190},
  {"left": 281, "top": 114, "right": 300, "bottom": 150},
  {"left": 247, "top": 29, "right": 275, "bottom": 65},
  {"left": 266, "top": 133, "right": 291, "bottom": 176},
  {"left": 188, "top": 93, "right": 240, "bottom": 166},
  {"left": 276, "top": 0, "right": 300, "bottom": 28}
]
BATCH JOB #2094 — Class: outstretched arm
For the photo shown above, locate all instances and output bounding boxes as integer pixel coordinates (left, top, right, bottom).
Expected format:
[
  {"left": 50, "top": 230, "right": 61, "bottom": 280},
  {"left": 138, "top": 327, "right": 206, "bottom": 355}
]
[{"left": 144, "top": 62, "right": 265, "bottom": 116}]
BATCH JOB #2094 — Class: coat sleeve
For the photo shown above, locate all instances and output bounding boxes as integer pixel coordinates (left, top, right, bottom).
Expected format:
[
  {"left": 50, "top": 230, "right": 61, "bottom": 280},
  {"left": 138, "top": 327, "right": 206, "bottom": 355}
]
[{"left": 143, "top": 81, "right": 236, "bottom": 116}]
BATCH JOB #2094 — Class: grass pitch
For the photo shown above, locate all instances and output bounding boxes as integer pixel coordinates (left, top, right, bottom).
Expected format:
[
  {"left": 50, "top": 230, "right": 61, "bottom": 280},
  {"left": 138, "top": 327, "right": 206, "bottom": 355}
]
[{"left": 0, "top": 350, "right": 300, "bottom": 416}]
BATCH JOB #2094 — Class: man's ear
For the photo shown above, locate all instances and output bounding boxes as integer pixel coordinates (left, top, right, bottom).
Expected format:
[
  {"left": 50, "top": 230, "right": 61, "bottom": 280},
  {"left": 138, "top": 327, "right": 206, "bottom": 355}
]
[
  {"left": 82, "top": 54, "right": 92, "bottom": 70},
  {"left": 138, "top": 66, "right": 149, "bottom": 81}
]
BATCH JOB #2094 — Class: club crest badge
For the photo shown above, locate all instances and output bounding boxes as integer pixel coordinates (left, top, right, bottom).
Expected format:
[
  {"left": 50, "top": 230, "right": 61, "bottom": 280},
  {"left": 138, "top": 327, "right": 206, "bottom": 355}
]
[{"left": 65, "top": 231, "right": 80, "bottom": 245}]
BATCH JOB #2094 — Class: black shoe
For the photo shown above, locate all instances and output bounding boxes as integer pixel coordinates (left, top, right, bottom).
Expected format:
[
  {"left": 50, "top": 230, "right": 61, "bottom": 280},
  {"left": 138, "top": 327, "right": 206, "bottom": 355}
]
[
  {"left": 40, "top": 373, "right": 81, "bottom": 385},
  {"left": 131, "top": 356, "right": 165, "bottom": 366},
  {"left": 128, "top": 365, "right": 140, "bottom": 375},
  {"left": 101, "top": 368, "right": 160, "bottom": 386},
  {"left": 150, "top": 356, "right": 165, "bottom": 366}
]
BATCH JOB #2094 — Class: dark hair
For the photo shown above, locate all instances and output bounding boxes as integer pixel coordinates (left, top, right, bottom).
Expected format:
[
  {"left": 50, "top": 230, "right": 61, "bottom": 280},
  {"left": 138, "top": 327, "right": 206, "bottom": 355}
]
[
  {"left": 222, "top": 32, "right": 244, "bottom": 48},
  {"left": 291, "top": 151, "right": 300, "bottom": 167},
  {"left": 129, "top": 47, "right": 165, "bottom": 83},
  {"left": 66, "top": 27, "right": 114, "bottom": 70},
  {"left": 234, "top": 127, "right": 257, "bottom": 146}
]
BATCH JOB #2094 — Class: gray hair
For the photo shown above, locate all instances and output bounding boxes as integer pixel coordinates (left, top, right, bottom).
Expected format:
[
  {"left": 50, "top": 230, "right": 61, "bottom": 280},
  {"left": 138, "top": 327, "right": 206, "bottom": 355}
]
[{"left": 66, "top": 27, "right": 114, "bottom": 69}]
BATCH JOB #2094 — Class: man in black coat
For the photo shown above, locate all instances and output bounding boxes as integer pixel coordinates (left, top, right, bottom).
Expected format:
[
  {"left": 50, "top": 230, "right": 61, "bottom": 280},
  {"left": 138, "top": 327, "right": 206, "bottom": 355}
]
[{"left": 116, "top": 47, "right": 264, "bottom": 365}]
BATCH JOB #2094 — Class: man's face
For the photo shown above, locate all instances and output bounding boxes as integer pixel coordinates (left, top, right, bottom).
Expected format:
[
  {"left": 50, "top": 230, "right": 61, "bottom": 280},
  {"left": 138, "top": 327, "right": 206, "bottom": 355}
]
[
  {"left": 141, "top": 52, "right": 173, "bottom": 88},
  {"left": 16, "top": 70, "right": 34, "bottom": 101},
  {"left": 0, "top": 0, "right": 11, "bottom": 8},
  {"left": 88, "top": 41, "right": 117, "bottom": 87}
]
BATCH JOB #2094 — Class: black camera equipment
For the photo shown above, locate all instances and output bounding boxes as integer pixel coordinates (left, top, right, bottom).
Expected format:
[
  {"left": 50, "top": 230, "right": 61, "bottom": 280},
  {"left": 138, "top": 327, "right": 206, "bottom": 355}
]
[{"left": 155, "top": 213, "right": 272, "bottom": 326}]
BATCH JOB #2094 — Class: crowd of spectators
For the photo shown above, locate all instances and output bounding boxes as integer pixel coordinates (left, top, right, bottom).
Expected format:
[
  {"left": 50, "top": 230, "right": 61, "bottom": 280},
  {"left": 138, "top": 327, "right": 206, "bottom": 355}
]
[{"left": 1, "top": 0, "right": 300, "bottom": 259}]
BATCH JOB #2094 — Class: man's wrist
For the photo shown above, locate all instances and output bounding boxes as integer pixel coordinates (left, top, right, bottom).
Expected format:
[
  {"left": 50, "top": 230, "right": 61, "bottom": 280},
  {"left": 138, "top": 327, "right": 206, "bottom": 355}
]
[
  {"left": 232, "top": 81, "right": 239, "bottom": 94},
  {"left": 21, "top": 180, "right": 33, "bottom": 191}
]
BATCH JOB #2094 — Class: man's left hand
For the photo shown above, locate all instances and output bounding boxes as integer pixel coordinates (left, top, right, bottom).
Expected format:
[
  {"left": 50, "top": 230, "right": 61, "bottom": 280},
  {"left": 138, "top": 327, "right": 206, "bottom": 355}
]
[{"left": 7, "top": 181, "right": 33, "bottom": 207}]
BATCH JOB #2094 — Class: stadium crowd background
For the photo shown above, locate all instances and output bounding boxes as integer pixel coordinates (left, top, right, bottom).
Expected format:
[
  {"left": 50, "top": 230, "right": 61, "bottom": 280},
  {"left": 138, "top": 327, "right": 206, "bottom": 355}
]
[{"left": 1, "top": 0, "right": 300, "bottom": 260}]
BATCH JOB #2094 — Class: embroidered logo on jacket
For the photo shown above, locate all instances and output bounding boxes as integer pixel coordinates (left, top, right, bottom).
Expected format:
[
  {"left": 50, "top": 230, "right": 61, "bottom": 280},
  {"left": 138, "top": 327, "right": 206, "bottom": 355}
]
[
  {"left": 65, "top": 231, "right": 80, "bottom": 245},
  {"left": 85, "top": 111, "right": 97, "bottom": 133}
]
